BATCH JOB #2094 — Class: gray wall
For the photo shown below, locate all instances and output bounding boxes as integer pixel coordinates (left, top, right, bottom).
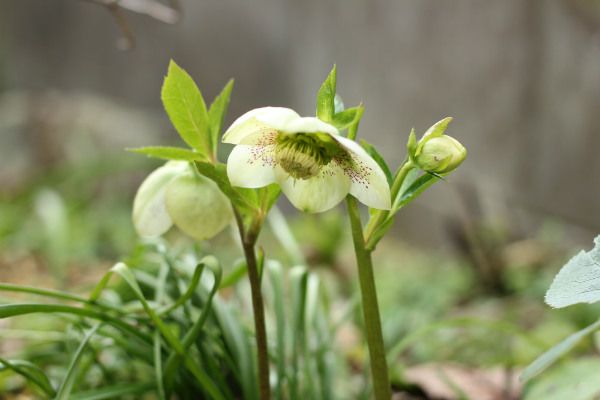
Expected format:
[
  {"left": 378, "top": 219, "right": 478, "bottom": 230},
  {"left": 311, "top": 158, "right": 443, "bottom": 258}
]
[{"left": 2, "top": 0, "right": 599, "bottom": 241}]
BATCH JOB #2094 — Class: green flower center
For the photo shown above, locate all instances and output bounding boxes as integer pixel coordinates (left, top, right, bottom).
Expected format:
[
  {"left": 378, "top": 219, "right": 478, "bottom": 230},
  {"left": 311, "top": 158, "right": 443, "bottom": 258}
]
[{"left": 274, "top": 133, "right": 343, "bottom": 180}]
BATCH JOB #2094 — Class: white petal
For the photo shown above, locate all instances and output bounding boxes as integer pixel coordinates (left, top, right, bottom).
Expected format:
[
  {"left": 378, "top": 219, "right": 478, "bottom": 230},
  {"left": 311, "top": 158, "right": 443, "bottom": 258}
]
[
  {"left": 275, "top": 164, "right": 351, "bottom": 213},
  {"left": 226, "top": 144, "right": 277, "bottom": 188},
  {"left": 132, "top": 161, "right": 187, "bottom": 237},
  {"left": 165, "top": 169, "right": 233, "bottom": 241},
  {"left": 223, "top": 107, "right": 300, "bottom": 144},
  {"left": 283, "top": 117, "right": 339, "bottom": 136},
  {"left": 333, "top": 136, "right": 391, "bottom": 210}
]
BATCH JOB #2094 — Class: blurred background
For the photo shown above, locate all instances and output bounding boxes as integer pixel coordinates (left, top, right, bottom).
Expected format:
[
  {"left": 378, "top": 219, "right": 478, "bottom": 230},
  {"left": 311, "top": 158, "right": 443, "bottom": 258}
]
[{"left": 1, "top": 1, "right": 600, "bottom": 398}]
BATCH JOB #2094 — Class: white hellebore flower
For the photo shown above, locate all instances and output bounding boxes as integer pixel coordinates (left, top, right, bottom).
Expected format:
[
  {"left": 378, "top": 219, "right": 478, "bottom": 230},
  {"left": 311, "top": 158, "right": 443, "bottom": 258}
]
[
  {"left": 223, "top": 107, "right": 391, "bottom": 213},
  {"left": 133, "top": 161, "right": 232, "bottom": 240}
]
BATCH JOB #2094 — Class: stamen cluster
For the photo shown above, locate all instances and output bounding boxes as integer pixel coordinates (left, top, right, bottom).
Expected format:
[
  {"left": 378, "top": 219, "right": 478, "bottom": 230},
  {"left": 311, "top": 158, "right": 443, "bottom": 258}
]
[{"left": 274, "top": 133, "right": 336, "bottom": 180}]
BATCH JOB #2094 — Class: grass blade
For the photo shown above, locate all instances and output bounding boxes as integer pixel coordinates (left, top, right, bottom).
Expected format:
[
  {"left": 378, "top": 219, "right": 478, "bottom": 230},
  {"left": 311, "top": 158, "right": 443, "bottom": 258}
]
[
  {"left": 54, "top": 323, "right": 101, "bottom": 400},
  {"left": 0, "top": 357, "right": 56, "bottom": 397},
  {"left": 521, "top": 318, "right": 600, "bottom": 382},
  {"left": 163, "top": 257, "right": 223, "bottom": 393},
  {"left": 70, "top": 383, "right": 155, "bottom": 400},
  {"left": 267, "top": 261, "right": 287, "bottom": 398},
  {"left": 102, "top": 262, "right": 226, "bottom": 400},
  {"left": 0, "top": 303, "right": 151, "bottom": 343}
]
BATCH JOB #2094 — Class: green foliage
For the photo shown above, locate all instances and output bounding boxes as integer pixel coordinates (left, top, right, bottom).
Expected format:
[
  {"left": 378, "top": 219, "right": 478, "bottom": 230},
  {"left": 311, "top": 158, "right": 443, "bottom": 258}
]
[
  {"left": 521, "top": 318, "right": 600, "bottom": 382},
  {"left": 359, "top": 139, "right": 393, "bottom": 186},
  {"left": 331, "top": 106, "right": 363, "bottom": 131},
  {"left": 193, "top": 161, "right": 258, "bottom": 213},
  {"left": 54, "top": 324, "right": 101, "bottom": 400},
  {"left": 522, "top": 235, "right": 600, "bottom": 385},
  {"left": 316, "top": 65, "right": 337, "bottom": 122},
  {"left": 209, "top": 79, "right": 234, "bottom": 155},
  {"left": 161, "top": 60, "right": 212, "bottom": 155},
  {"left": 128, "top": 146, "right": 209, "bottom": 162},
  {"left": 0, "top": 243, "right": 338, "bottom": 399},
  {"left": 545, "top": 236, "right": 600, "bottom": 308},
  {"left": 392, "top": 171, "right": 439, "bottom": 212},
  {"left": 0, "top": 357, "right": 55, "bottom": 397},
  {"left": 524, "top": 358, "right": 600, "bottom": 400}
]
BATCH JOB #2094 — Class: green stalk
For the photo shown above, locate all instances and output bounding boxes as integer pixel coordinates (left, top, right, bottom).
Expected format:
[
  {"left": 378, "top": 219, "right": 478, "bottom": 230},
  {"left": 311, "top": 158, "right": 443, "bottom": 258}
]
[
  {"left": 234, "top": 210, "right": 271, "bottom": 400},
  {"left": 364, "top": 160, "right": 414, "bottom": 248},
  {"left": 346, "top": 197, "right": 391, "bottom": 399}
]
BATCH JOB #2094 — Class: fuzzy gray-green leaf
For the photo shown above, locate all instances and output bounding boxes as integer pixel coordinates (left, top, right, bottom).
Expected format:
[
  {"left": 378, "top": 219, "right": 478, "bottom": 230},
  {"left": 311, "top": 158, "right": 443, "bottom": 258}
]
[{"left": 545, "top": 236, "right": 600, "bottom": 308}]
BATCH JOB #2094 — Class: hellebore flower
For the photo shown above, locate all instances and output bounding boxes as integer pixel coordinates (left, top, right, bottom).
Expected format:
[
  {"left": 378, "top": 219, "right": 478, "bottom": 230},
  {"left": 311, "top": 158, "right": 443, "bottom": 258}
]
[
  {"left": 410, "top": 117, "right": 466, "bottom": 174},
  {"left": 133, "top": 161, "right": 232, "bottom": 240},
  {"left": 223, "top": 107, "right": 391, "bottom": 213}
]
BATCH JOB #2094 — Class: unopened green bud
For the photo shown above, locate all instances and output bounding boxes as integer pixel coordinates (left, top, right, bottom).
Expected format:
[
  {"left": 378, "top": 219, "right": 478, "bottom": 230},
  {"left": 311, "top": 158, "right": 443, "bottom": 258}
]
[
  {"left": 132, "top": 161, "right": 232, "bottom": 241},
  {"left": 415, "top": 135, "right": 466, "bottom": 174},
  {"left": 165, "top": 167, "right": 233, "bottom": 241}
]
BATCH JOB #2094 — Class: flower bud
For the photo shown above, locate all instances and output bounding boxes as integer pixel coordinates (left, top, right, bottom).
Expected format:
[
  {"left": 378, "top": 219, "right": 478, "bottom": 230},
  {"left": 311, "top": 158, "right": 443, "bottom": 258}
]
[
  {"left": 133, "top": 161, "right": 187, "bottom": 238},
  {"left": 132, "top": 161, "right": 232, "bottom": 241},
  {"left": 165, "top": 168, "right": 232, "bottom": 241},
  {"left": 415, "top": 135, "right": 466, "bottom": 174}
]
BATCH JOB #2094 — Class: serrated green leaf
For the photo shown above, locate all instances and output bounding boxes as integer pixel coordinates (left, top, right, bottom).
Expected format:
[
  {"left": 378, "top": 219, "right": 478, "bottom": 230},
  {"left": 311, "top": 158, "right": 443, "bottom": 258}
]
[
  {"left": 316, "top": 65, "right": 337, "bottom": 122},
  {"left": 209, "top": 79, "right": 234, "bottom": 154},
  {"left": 359, "top": 139, "right": 393, "bottom": 185},
  {"left": 545, "top": 236, "right": 600, "bottom": 308},
  {"left": 521, "top": 318, "right": 600, "bottom": 382},
  {"left": 161, "top": 60, "right": 211, "bottom": 154},
  {"left": 128, "top": 146, "right": 208, "bottom": 162}
]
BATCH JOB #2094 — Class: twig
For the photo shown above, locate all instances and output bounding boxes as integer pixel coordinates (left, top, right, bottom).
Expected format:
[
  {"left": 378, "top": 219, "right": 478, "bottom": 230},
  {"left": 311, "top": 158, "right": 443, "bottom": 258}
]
[{"left": 77, "top": 0, "right": 181, "bottom": 49}]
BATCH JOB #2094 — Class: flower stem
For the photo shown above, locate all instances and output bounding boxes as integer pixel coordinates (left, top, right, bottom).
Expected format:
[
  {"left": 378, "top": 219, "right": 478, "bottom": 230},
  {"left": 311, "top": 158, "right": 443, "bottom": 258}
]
[
  {"left": 346, "top": 196, "right": 392, "bottom": 399},
  {"left": 234, "top": 211, "right": 271, "bottom": 399},
  {"left": 364, "top": 161, "right": 414, "bottom": 250}
]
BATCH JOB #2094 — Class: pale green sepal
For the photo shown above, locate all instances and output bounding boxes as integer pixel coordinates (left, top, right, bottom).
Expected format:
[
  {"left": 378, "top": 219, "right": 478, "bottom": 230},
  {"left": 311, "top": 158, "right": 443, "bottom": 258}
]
[
  {"left": 209, "top": 79, "right": 234, "bottom": 154},
  {"left": 316, "top": 65, "right": 337, "bottom": 122},
  {"left": 414, "top": 135, "right": 466, "bottom": 174},
  {"left": 132, "top": 161, "right": 187, "bottom": 238},
  {"left": 128, "top": 146, "right": 209, "bottom": 162},
  {"left": 161, "top": 60, "right": 211, "bottom": 154},
  {"left": 165, "top": 167, "right": 233, "bottom": 241},
  {"left": 421, "top": 116, "right": 453, "bottom": 141},
  {"left": 545, "top": 235, "right": 600, "bottom": 308},
  {"left": 406, "top": 128, "right": 418, "bottom": 161}
]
